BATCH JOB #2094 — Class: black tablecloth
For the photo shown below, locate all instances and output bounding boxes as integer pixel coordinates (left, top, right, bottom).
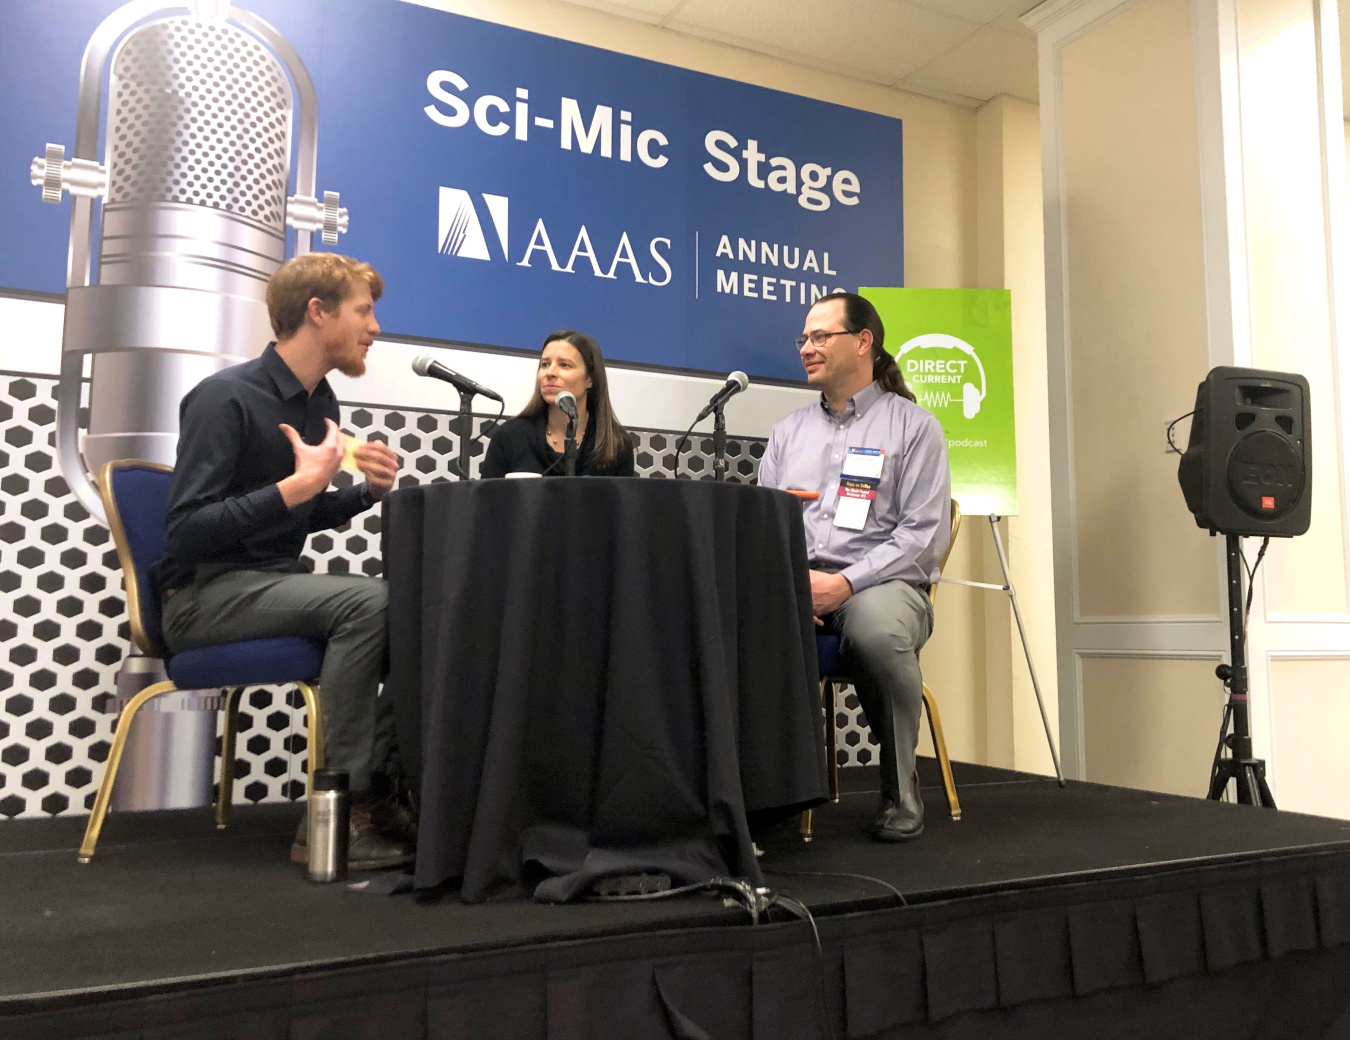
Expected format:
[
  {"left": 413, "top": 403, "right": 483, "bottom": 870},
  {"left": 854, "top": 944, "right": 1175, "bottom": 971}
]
[{"left": 383, "top": 478, "right": 828, "bottom": 901}]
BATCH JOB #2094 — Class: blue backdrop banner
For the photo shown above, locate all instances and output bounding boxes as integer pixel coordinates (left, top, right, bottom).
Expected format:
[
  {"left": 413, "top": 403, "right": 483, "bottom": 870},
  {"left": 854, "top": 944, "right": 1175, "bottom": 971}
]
[{"left": 0, "top": 0, "right": 904, "bottom": 382}]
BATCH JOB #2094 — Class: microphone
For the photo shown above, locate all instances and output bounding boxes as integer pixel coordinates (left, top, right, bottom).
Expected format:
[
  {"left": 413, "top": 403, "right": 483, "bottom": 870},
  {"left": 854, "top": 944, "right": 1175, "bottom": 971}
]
[
  {"left": 411, "top": 355, "right": 504, "bottom": 402},
  {"left": 554, "top": 391, "right": 579, "bottom": 476},
  {"left": 695, "top": 371, "right": 750, "bottom": 422},
  {"left": 29, "top": 3, "right": 350, "bottom": 522}
]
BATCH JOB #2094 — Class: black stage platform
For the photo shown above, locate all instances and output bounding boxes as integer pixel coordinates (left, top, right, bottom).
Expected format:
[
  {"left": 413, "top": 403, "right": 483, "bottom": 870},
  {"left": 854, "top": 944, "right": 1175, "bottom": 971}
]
[{"left": 6, "top": 762, "right": 1350, "bottom": 1040}]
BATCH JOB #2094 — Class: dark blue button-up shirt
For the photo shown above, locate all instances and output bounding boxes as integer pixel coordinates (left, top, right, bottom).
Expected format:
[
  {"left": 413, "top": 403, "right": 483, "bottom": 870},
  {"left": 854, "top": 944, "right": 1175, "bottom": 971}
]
[{"left": 155, "top": 343, "right": 373, "bottom": 591}]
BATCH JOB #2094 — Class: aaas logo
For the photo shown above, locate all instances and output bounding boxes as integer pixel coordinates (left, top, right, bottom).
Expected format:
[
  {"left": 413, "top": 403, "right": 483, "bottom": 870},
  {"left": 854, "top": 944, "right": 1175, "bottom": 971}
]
[
  {"left": 436, "top": 185, "right": 673, "bottom": 286},
  {"left": 438, "top": 187, "right": 509, "bottom": 261}
]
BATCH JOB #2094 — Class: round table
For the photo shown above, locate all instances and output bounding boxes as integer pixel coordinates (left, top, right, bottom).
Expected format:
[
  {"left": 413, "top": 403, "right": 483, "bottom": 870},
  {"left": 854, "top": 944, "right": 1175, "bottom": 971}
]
[{"left": 382, "top": 477, "right": 827, "bottom": 900}]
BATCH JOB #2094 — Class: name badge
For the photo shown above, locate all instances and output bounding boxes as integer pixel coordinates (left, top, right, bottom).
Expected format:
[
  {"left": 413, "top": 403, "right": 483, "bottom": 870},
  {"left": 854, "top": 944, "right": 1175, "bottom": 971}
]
[
  {"left": 840, "top": 446, "right": 885, "bottom": 479},
  {"left": 834, "top": 448, "right": 884, "bottom": 530}
]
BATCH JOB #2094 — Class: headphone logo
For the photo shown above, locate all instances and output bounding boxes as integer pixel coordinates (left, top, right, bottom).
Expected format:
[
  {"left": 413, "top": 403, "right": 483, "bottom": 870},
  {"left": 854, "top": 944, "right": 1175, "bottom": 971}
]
[{"left": 894, "top": 332, "right": 987, "bottom": 419}]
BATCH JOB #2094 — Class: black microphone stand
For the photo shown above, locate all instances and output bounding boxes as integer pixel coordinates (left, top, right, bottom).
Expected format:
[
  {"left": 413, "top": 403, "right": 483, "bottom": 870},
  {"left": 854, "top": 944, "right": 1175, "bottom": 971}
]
[
  {"left": 562, "top": 413, "right": 578, "bottom": 477},
  {"left": 449, "top": 387, "right": 475, "bottom": 481},
  {"left": 711, "top": 403, "right": 729, "bottom": 482},
  {"left": 1207, "top": 534, "right": 1276, "bottom": 807}
]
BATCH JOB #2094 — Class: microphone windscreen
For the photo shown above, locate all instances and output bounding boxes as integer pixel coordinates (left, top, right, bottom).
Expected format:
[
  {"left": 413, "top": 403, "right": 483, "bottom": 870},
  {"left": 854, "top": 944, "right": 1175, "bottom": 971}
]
[
  {"left": 555, "top": 390, "right": 578, "bottom": 417},
  {"left": 411, "top": 354, "right": 433, "bottom": 377},
  {"left": 730, "top": 371, "right": 749, "bottom": 392}
]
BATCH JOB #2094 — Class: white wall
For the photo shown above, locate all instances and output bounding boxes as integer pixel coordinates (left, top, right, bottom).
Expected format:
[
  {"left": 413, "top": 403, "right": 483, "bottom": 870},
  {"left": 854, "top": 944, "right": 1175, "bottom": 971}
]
[{"left": 1032, "top": 0, "right": 1350, "bottom": 819}]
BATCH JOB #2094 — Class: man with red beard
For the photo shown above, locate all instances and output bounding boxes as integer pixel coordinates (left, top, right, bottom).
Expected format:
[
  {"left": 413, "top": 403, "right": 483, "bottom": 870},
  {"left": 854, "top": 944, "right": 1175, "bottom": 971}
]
[{"left": 154, "top": 252, "right": 410, "bottom": 869}]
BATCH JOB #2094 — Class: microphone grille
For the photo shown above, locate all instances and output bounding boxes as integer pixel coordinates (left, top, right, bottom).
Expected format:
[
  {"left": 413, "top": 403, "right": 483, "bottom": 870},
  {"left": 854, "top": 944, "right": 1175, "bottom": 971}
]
[
  {"left": 411, "top": 355, "right": 433, "bottom": 377},
  {"left": 108, "top": 19, "right": 291, "bottom": 229},
  {"left": 731, "top": 371, "right": 749, "bottom": 391}
]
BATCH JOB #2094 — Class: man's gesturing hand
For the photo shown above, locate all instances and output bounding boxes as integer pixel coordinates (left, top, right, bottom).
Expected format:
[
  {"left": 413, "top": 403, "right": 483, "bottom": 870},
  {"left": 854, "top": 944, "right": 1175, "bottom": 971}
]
[
  {"left": 809, "top": 570, "right": 853, "bottom": 626},
  {"left": 354, "top": 439, "right": 401, "bottom": 501},
  {"left": 278, "top": 419, "right": 344, "bottom": 508}
]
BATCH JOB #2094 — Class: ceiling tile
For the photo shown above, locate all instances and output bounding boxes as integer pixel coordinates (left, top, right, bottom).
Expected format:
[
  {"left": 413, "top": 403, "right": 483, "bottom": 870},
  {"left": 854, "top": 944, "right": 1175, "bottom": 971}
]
[
  {"left": 907, "top": 0, "right": 1031, "bottom": 27},
  {"left": 667, "top": 0, "right": 981, "bottom": 84},
  {"left": 552, "top": 0, "right": 687, "bottom": 23},
  {"left": 902, "top": 24, "right": 1038, "bottom": 101}
]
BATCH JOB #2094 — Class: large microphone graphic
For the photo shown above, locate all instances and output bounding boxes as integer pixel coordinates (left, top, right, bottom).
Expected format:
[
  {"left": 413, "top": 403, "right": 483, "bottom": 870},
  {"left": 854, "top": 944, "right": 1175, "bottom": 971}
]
[
  {"left": 30, "top": 0, "right": 350, "bottom": 523},
  {"left": 27, "top": 0, "right": 350, "bottom": 814}
]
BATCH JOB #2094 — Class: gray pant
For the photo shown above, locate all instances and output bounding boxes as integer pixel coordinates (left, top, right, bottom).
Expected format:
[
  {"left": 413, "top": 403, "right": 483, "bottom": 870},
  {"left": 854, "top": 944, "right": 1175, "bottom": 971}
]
[
  {"left": 828, "top": 579, "right": 934, "bottom": 801},
  {"left": 162, "top": 569, "right": 395, "bottom": 791}
]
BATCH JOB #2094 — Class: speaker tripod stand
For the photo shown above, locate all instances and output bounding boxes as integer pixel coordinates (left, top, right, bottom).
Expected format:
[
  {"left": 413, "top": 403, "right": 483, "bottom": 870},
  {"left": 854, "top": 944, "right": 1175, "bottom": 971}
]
[{"left": 1207, "top": 534, "right": 1276, "bottom": 808}]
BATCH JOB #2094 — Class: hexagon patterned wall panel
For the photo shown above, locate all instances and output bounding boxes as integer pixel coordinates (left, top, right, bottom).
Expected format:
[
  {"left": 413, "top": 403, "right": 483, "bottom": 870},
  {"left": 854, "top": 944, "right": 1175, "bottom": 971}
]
[{"left": 0, "top": 372, "right": 875, "bottom": 818}]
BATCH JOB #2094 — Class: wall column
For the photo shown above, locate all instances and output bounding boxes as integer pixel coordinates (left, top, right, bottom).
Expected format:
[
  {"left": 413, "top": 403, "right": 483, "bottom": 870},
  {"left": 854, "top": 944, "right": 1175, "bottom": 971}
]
[{"left": 975, "top": 95, "right": 1059, "bottom": 774}]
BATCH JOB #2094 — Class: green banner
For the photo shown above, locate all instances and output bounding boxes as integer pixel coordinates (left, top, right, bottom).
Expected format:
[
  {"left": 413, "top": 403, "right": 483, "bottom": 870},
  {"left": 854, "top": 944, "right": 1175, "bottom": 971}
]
[{"left": 860, "top": 287, "right": 1018, "bottom": 516}]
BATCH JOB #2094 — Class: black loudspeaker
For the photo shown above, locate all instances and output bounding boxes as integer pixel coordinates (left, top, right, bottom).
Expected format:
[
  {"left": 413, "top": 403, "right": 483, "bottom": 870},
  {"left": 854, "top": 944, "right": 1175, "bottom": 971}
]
[{"left": 1177, "top": 366, "right": 1311, "bottom": 537}]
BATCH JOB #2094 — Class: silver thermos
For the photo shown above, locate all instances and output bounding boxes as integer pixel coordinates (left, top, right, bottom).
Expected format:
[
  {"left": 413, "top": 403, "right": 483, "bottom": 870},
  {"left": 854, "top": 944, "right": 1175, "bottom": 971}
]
[{"left": 307, "top": 769, "right": 350, "bottom": 883}]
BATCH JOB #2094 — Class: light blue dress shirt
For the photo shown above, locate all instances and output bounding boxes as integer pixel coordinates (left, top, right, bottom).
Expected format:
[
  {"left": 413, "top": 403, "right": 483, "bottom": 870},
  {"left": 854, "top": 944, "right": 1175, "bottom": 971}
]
[{"left": 757, "top": 381, "right": 952, "bottom": 592}]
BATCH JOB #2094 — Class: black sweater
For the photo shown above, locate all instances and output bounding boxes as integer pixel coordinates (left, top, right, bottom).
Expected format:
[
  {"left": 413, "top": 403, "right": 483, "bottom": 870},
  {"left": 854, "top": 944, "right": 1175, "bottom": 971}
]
[{"left": 479, "top": 412, "right": 636, "bottom": 478}]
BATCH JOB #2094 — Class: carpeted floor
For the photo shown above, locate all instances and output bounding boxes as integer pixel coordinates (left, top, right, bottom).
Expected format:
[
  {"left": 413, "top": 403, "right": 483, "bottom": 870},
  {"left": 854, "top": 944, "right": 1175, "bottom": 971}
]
[{"left": 4, "top": 759, "right": 1349, "bottom": 1003}]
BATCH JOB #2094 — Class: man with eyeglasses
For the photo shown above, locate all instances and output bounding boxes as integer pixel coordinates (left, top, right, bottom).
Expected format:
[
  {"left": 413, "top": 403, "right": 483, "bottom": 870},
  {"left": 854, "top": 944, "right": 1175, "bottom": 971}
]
[{"left": 758, "top": 292, "right": 951, "bottom": 842}]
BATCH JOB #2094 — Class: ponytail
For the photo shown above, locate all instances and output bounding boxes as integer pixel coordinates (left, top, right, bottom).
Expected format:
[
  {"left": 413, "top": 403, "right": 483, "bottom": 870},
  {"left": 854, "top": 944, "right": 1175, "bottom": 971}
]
[
  {"left": 872, "top": 345, "right": 915, "bottom": 402},
  {"left": 815, "top": 291, "right": 916, "bottom": 402}
]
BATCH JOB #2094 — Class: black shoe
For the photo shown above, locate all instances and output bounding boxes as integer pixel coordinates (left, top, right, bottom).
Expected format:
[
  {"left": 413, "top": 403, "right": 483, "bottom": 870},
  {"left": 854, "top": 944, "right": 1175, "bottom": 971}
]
[
  {"left": 364, "top": 790, "right": 419, "bottom": 847},
  {"left": 289, "top": 806, "right": 415, "bottom": 870},
  {"left": 871, "top": 778, "right": 924, "bottom": 843}
]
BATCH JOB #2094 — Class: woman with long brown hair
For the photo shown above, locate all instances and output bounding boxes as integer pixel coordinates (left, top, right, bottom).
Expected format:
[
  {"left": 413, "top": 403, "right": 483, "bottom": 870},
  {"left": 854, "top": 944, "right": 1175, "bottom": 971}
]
[{"left": 480, "top": 330, "right": 636, "bottom": 477}]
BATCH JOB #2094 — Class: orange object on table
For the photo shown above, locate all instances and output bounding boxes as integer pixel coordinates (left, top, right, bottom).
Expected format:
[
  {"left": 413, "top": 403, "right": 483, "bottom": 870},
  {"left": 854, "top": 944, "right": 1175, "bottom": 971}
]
[{"left": 784, "top": 489, "right": 820, "bottom": 501}]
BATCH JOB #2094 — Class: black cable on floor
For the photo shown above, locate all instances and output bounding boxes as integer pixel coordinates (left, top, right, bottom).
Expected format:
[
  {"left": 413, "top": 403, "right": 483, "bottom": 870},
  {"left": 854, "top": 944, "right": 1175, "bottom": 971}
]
[
  {"left": 764, "top": 868, "right": 908, "bottom": 906},
  {"left": 769, "top": 893, "right": 837, "bottom": 1040},
  {"left": 588, "top": 876, "right": 843, "bottom": 1037},
  {"left": 583, "top": 877, "right": 763, "bottom": 923}
]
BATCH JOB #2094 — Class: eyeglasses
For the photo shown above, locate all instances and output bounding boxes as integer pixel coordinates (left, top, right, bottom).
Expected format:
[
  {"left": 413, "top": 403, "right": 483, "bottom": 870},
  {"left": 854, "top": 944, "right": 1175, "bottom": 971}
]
[{"left": 794, "top": 329, "right": 854, "bottom": 350}]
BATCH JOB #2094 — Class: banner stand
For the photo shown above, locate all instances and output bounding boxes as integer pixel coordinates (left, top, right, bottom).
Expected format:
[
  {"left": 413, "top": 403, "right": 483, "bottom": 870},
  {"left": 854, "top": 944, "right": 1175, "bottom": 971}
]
[{"left": 940, "top": 515, "right": 1066, "bottom": 786}]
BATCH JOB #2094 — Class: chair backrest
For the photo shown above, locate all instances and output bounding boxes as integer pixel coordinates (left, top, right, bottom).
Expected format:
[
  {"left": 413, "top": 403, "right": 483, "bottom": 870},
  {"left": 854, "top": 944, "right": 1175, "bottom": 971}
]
[
  {"left": 98, "top": 461, "right": 173, "bottom": 657},
  {"left": 930, "top": 498, "right": 962, "bottom": 606}
]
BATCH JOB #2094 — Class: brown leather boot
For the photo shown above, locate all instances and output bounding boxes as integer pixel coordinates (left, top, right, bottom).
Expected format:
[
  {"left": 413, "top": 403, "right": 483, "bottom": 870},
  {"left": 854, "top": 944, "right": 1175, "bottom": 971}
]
[{"left": 290, "top": 805, "right": 414, "bottom": 870}]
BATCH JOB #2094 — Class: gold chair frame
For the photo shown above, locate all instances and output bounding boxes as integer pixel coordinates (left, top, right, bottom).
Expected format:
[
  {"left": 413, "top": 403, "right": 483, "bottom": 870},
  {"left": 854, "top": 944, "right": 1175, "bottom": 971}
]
[
  {"left": 77, "top": 460, "right": 324, "bottom": 863},
  {"left": 800, "top": 499, "right": 963, "bottom": 841}
]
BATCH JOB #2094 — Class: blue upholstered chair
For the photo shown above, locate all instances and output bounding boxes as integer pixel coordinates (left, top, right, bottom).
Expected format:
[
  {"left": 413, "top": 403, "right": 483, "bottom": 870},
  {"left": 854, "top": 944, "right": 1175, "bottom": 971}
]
[
  {"left": 800, "top": 499, "right": 963, "bottom": 841},
  {"left": 77, "top": 461, "right": 327, "bottom": 863}
]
